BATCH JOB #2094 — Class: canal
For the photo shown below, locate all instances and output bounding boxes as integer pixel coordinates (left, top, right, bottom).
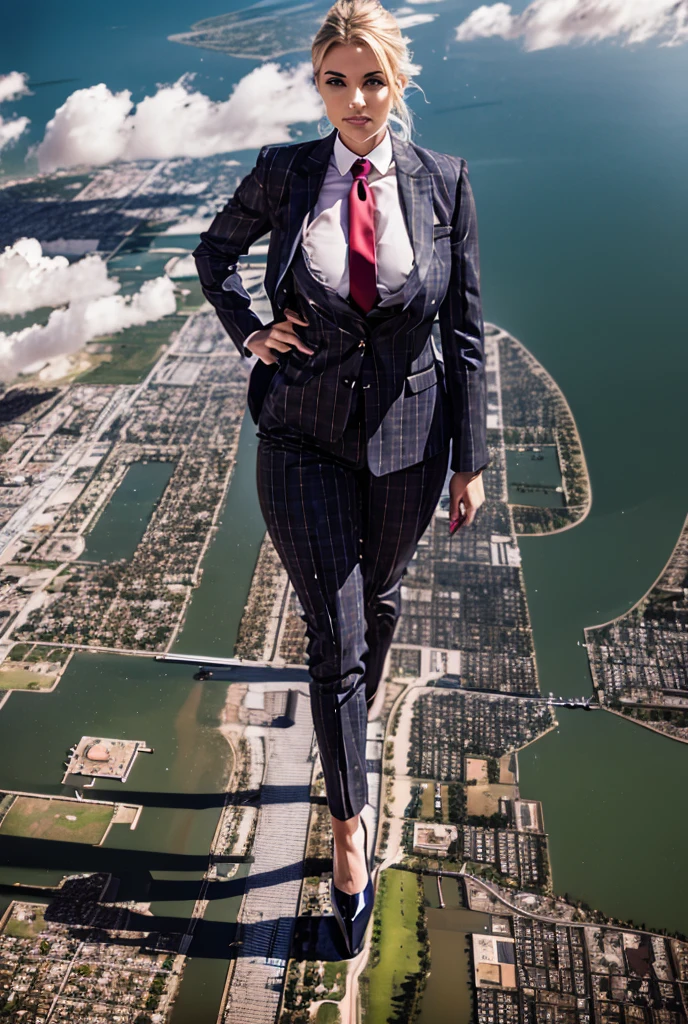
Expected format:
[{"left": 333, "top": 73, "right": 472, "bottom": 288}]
[
  {"left": 420, "top": 874, "right": 491, "bottom": 1024},
  {"left": 0, "top": 410, "right": 267, "bottom": 1023},
  {"left": 79, "top": 460, "right": 176, "bottom": 563},
  {"left": 1, "top": 400, "right": 687, "bottom": 1024}
]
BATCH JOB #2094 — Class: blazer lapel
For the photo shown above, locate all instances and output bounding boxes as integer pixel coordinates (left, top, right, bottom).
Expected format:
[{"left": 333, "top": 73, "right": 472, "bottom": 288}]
[
  {"left": 388, "top": 129, "right": 434, "bottom": 311},
  {"left": 274, "top": 129, "right": 338, "bottom": 295},
  {"left": 274, "top": 126, "right": 434, "bottom": 311}
]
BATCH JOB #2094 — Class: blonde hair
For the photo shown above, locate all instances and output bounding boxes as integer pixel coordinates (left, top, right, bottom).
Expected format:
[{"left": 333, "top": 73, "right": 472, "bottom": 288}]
[{"left": 311, "top": 0, "right": 424, "bottom": 142}]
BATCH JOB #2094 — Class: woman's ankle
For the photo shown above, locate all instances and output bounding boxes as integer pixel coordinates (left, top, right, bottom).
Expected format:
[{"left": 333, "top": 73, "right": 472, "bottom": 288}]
[{"left": 332, "top": 816, "right": 368, "bottom": 893}]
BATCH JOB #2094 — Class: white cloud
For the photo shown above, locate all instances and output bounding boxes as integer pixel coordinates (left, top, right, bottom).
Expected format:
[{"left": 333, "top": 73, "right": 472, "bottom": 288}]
[
  {"left": 161, "top": 216, "right": 212, "bottom": 235},
  {"left": 0, "top": 72, "right": 32, "bottom": 155},
  {"left": 455, "top": 0, "right": 688, "bottom": 50},
  {"left": 0, "top": 114, "right": 30, "bottom": 153},
  {"left": 30, "top": 63, "right": 324, "bottom": 173},
  {"left": 0, "top": 238, "right": 118, "bottom": 316},
  {"left": 166, "top": 254, "right": 198, "bottom": 278},
  {"left": 0, "top": 71, "right": 31, "bottom": 104},
  {"left": 0, "top": 276, "right": 177, "bottom": 381},
  {"left": 393, "top": 8, "right": 439, "bottom": 27}
]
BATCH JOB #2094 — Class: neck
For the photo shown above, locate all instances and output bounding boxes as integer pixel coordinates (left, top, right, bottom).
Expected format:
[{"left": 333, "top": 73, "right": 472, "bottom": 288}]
[{"left": 337, "top": 123, "right": 388, "bottom": 157}]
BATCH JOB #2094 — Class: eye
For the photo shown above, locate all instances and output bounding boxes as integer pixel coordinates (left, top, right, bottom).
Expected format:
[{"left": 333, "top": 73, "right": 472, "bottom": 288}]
[{"left": 325, "top": 77, "right": 386, "bottom": 88}]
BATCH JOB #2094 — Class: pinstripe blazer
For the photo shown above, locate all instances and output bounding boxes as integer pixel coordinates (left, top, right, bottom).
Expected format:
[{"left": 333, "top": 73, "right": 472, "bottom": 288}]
[{"left": 192, "top": 126, "right": 489, "bottom": 476}]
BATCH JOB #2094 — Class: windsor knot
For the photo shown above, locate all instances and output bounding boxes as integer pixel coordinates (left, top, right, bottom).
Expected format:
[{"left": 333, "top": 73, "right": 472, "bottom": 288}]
[{"left": 351, "top": 157, "right": 372, "bottom": 180}]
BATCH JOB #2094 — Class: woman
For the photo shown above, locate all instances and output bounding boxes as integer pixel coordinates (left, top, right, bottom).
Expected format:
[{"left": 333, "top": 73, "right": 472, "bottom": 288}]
[{"left": 193, "top": 0, "right": 488, "bottom": 958}]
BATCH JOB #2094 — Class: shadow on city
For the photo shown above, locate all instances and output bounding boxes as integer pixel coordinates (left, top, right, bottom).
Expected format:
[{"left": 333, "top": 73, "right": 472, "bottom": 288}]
[
  {"left": 0, "top": 847, "right": 339, "bottom": 959},
  {"left": 0, "top": 193, "right": 202, "bottom": 252},
  {"left": 69, "top": 782, "right": 310, "bottom": 810}
]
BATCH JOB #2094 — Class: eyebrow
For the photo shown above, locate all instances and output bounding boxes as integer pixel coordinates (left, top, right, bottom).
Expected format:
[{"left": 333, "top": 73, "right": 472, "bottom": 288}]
[{"left": 324, "top": 70, "right": 384, "bottom": 77}]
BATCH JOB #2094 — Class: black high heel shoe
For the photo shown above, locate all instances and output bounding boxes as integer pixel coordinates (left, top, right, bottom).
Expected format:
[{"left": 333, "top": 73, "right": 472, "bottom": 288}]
[{"left": 330, "top": 816, "right": 375, "bottom": 959}]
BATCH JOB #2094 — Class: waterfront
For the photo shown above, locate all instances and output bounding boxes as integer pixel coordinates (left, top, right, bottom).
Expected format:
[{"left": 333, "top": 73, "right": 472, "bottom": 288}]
[
  {"left": 518, "top": 689, "right": 688, "bottom": 935},
  {"left": 79, "top": 459, "right": 176, "bottom": 563},
  {"left": 0, "top": 413, "right": 265, "bottom": 1023},
  {"left": 1, "top": 0, "right": 687, "bottom": 1018},
  {"left": 172, "top": 411, "right": 266, "bottom": 659},
  {"left": 515, "top": 484, "right": 688, "bottom": 935},
  {"left": 2, "top": 351, "right": 684, "bottom": 1021},
  {"left": 419, "top": 874, "right": 491, "bottom": 1024}
]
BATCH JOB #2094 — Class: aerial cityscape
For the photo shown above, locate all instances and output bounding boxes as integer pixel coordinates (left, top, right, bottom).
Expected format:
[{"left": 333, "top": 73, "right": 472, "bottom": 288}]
[{"left": 1, "top": 2, "right": 687, "bottom": 1022}]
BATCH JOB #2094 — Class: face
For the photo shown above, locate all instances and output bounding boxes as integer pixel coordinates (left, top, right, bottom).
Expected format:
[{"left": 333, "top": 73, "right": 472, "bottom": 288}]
[{"left": 315, "top": 42, "right": 404, "bottom": 152}]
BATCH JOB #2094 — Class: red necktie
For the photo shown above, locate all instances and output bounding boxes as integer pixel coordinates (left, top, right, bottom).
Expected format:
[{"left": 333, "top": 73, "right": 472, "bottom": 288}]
[{"left": 348, "top": 157, "right": 379, "bottom": 313}]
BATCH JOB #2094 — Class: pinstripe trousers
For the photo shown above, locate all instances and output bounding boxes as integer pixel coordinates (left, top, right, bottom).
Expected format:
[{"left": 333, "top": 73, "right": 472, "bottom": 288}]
[{"left": 256, "top": 387, "right": 449, "bottom": 820}]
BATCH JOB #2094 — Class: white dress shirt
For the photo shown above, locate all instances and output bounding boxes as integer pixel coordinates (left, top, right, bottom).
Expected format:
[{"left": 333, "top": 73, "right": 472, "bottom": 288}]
[
  {"left": 244, "top": 126, "right": 415, "bottom": 349},
  {"left": 300, "top": 126, "right": 414, "bottom": 304}
]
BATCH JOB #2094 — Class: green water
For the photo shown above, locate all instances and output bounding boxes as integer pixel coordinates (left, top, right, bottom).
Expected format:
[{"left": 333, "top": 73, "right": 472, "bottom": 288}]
[
  {"left": 149, "top": 234, "right": 202, "bottom": 251},
  {"left": 1, "top": 0, "right": 687, "bottom": 1015},
  {"left": 80, "top": 460, "right": 176, "bottom": 563},
  {"left": 517, "top": 509, "right": 688, "bottom": 935},
  {"left": 107, "top": 251, "right": 184, "bottom": 295},
  {"left": 420, "top": 875, "right": 491, "bottom": 1024},
  {"left": 477, "top": 333, "right": 688, "bottom": 947},
  {"left": 506, "top": 447, "right": 564, "bottom": 508},
  {"left": 172, "top": 411, "right": 266, "bottom": 658},
  {"left": 0, "top": 412, "right": 266, "bottom": 1022},
  {"left": 519, "top": 707, "right": 688, "bottom": 935}
]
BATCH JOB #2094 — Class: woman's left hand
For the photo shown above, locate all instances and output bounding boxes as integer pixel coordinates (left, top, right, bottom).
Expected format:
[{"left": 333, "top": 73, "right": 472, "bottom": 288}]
[{"left": 449, "top": 470, "right": 485, "bottom": 532}]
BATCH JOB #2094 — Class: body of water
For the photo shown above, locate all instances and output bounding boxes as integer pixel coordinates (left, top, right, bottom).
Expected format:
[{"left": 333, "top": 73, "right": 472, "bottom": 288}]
[
  {"left": 80, "top": 459, "right": 175, "bottom": 562},
  {"left": 506, "top": 447, "right": 564, "bottom": 507},
  {"left": 420, "top": 874, "right": 491, "bottom": 1024},
  {"left": 0, "top": 413, "right": 266, "bottom": 1022},
  {"left": 1, "top": 1, "right": 687, "bottom": 1019}
]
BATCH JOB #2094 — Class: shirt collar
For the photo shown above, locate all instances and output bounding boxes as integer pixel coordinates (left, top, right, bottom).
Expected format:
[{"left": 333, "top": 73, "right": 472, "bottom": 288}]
[{"left": 333, "top": 125, "right": 393, "bottom": 176}]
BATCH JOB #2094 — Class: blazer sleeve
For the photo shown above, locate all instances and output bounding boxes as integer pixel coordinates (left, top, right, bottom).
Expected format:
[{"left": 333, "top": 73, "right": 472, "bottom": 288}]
[
  {"left": 437, "top": 158, "right": 489, "bottom": 474},
  {"left": 192, "top": 145, "right": 276, "bottom": 358}
]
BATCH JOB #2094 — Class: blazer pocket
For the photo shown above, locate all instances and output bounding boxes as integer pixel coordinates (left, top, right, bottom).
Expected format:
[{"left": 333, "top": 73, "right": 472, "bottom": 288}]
[
  {"left": 405, "top": 364, "right": 438, "bottom": 395},
  {"left": 279, "top": 356, "right": 317, "bottom": 386}
]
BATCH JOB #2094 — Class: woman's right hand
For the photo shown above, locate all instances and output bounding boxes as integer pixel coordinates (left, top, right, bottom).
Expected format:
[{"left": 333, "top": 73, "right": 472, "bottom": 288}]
[{"left": 245, "top": 309, "right": 314, "bottom": 365}]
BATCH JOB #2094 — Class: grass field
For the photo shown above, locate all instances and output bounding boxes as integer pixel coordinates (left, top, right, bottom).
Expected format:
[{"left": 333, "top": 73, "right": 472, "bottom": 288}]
[
  {"left": 0, "top": 796, "right": 114, "bottom": 845},
  {"left": 77, "top": 315, "right": 184, "bottom": 384},
  {"left": 321, "top": 962, "right": 347, "bottom": 1000},
  {"left": 4, "top": 904, "right": 46, "bottom": 939},
  {"left": 420, "top": 783, "right": 435, "bottom": 819},
  {"left": 363, "top": 869, "right": 424, "bottom": 1024},
  {"left": 440, "top": 784, "right": 450, "bottom": 822},
  {"left": 0, "top": 667, "right": 56, "bottom": 690},
  {"left": 315, "top": 1004, "right": 340, "bottom": 1024},
  {"left": 466, "top": 783, "right": 516, "bottom": 817}
]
